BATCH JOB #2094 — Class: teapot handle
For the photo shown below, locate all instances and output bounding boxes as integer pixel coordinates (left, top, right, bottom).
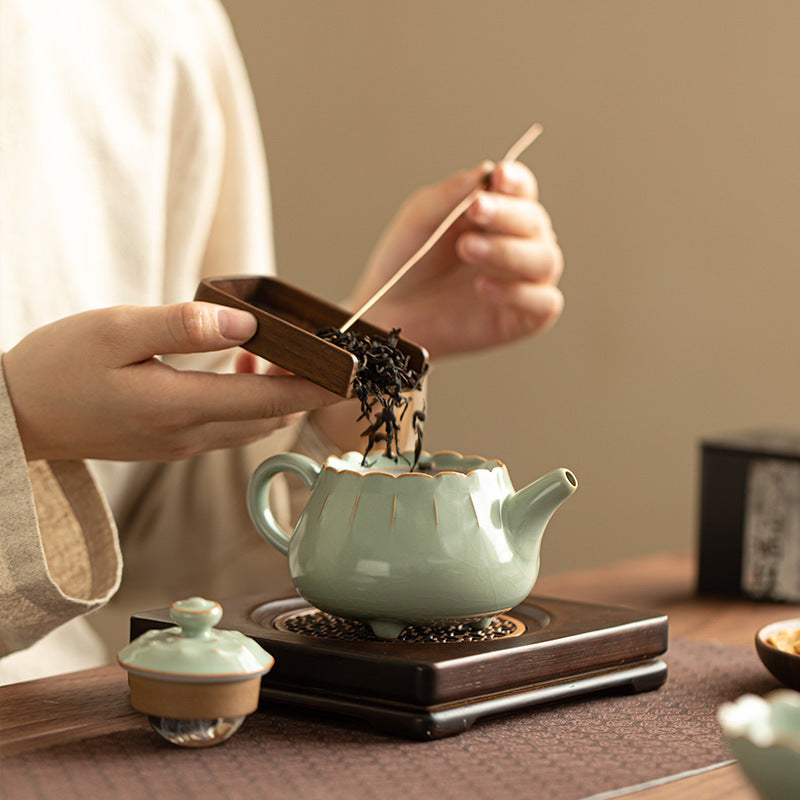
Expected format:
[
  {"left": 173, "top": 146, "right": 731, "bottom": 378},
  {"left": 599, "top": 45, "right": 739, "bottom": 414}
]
[{"left": 246, "top": 453, "right": 321, "bottom": 555}]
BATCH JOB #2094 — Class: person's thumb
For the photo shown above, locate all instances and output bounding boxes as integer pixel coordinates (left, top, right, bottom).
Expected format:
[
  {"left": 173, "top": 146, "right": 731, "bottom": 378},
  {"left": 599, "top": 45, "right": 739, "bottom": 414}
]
[{"left": 102, "top": 302, "right": 257, "bottom": 364}]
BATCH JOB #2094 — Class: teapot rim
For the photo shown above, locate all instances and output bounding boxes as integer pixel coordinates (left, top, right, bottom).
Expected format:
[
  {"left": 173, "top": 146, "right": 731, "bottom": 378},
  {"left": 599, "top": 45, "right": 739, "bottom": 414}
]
[{"left": 324, "top": 450, "right": 507, "bottom": 480}]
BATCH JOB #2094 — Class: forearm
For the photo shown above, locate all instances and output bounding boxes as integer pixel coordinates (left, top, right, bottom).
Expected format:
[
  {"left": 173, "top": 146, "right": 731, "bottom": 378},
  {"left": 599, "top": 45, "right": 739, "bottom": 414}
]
[{"left": 0, "top": 362, "right": 121, "bottom": 657}]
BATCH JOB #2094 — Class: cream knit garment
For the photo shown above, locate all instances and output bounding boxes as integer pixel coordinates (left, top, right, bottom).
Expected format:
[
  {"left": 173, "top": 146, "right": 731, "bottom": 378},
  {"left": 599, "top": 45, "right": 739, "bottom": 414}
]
[{"left": 0, "top": 0, "right": 283, "bottom": 682}]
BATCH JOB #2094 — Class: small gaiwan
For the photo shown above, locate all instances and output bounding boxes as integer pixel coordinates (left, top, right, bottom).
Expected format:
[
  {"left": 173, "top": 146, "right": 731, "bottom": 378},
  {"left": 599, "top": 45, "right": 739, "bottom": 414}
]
[{"left": 118, "top": 597, "right": 274, "bottom": 747}]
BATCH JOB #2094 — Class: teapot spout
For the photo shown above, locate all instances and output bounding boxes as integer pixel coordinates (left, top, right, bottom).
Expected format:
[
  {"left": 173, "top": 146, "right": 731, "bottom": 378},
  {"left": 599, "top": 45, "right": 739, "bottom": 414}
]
[{"left": 503, "top": 468, "right": 577, "bottom": 564}]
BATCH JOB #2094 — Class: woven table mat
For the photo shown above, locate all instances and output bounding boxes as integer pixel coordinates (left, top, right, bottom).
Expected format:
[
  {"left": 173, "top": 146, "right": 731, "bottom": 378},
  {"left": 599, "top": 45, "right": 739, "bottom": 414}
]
[{"left": 2, "top": 637, "right": 779, "bottom": 800}]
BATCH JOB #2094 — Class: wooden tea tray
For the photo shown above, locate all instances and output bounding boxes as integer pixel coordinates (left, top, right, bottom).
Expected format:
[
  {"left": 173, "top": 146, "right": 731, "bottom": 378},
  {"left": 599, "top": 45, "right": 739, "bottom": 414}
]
[
  {"left": 195, "top": 276, "right": 429, "bottom": 397},
  {"left": 131, "top": 594, "right": 668, "bottom": 740}
]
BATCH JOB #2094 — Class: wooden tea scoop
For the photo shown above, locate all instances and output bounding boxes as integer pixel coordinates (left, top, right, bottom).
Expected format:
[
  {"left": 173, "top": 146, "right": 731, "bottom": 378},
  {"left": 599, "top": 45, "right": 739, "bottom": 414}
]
[
  {"left": 339, "top": 122, "right": 544, "bottom": 332},
  {"left": 195, "top": 124, "right": 540, "bottom": 396},
  {"left": 195, "top": 276, "right": 429, "bottom": 398}
]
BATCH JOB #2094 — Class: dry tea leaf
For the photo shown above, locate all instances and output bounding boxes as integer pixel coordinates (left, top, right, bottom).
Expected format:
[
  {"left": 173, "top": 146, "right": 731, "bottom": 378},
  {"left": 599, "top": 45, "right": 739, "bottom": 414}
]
[{"left": 317, "top": 327, "right": 427, "bottom": 467}]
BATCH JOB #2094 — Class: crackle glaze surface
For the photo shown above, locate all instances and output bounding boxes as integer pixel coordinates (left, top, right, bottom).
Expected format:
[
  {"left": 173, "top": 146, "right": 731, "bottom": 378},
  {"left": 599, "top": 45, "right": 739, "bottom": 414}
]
[
  {"left": 247, "top": 451, "right": 576, "bottom": 637},
  {"left": 118, "top": 597, "right": 274, "bottom": 680},
  {"left": 718, "top": 690, "right": 800, "bottom": 800}
]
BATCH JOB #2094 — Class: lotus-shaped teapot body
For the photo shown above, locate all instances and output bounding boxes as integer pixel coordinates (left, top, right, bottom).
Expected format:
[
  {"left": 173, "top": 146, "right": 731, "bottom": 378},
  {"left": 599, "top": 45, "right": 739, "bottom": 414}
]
[{"left": 247, "top": 451, "right": 576, "bottom": 639}]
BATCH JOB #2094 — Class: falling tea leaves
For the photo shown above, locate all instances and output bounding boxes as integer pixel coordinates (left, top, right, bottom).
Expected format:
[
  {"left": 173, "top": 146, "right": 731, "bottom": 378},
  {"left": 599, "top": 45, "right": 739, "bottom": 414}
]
[{"left": 317, "top": 327, "right": 427, "bottom": 467}]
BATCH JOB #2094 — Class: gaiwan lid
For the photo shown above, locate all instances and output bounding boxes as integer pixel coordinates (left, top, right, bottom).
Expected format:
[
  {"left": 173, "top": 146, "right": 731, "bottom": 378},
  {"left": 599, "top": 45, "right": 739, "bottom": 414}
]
[{"left": 118, "top": 597, "right": 274, "bottom": 681}]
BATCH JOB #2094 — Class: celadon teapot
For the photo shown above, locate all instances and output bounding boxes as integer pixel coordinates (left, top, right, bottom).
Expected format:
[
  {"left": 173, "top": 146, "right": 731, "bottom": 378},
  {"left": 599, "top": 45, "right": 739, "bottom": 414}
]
[{"left": 247, "top": 450, "right": 577, "bottom": 639}]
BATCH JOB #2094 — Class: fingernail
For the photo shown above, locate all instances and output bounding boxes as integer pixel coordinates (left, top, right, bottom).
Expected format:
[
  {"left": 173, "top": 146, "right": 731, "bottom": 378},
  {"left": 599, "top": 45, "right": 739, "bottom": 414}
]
[
  {"left": 468, "top": 195, "right": 495, "bottom": 225},
  {"left": 217, "top": 308, "right": 257, "bottom": 341},
  {"left": 492, "top": 162, "right": 508, "bottom": 190},
  {"left": 462, "top": 234, "right": 491, "bottom": 260},
  {"left": 479, "top": 160, "right": 496, "bottom": 188},
  {"left": 496, "top": 161, "right": 526, "bottom": 192}
]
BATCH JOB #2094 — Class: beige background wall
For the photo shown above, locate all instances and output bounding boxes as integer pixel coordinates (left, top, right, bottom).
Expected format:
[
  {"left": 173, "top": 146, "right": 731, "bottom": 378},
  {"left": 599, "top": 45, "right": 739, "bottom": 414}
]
[{"left": 221, "top": 0, "right": 799, "bottom": 577}]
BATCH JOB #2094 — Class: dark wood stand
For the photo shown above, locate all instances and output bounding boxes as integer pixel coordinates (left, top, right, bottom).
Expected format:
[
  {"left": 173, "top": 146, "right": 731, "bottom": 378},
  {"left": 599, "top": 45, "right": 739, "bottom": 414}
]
[{"left": 131, "top": 594, "right": 668, "bottom": 740}]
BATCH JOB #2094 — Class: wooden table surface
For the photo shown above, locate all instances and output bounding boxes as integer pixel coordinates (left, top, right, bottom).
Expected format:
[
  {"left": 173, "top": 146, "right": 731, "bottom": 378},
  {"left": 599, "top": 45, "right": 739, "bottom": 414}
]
[
  {"left": 534, "top": 553, "right": 796, "bottom": 800},
  {"left": 1, "top": 552, "right": 797, "bottom": 799}
]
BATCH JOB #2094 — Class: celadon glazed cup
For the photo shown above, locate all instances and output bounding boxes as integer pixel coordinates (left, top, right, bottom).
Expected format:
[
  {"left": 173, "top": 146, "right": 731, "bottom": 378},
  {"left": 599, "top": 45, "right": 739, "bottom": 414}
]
[
  {"left": 717, "top": 690, "right": 800, "bottom": 800},
  {"left": 247, "top": 450, "right": 576, "bottom": 639}
]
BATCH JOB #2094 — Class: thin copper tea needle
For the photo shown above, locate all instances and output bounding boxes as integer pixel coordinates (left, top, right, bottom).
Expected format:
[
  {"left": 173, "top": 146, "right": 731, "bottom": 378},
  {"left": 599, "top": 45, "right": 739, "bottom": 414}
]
[{"left": 339, "top": 122, "right": 544, "bottom": 332}]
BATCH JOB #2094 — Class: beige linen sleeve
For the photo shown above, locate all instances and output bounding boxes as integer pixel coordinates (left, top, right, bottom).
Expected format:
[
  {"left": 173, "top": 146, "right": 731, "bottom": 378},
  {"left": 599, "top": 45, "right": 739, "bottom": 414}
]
[{"left": 0, "top": 359, "right": 121, "bottom": 657}]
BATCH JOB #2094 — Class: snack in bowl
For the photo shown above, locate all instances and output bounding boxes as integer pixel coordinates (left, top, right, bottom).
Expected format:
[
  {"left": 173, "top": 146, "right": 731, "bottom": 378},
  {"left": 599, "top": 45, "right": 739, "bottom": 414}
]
[
  {"left": 767, "top": 627, "right": 800, "bottom": 655},
  {"left": 756, "top": 618, "right": 800, "bottom": 691}
]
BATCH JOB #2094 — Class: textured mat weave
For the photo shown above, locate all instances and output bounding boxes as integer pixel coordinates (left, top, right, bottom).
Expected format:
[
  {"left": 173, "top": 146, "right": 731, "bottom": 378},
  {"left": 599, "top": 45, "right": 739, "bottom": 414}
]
[{"left": 1, "top": 638, "right": 779, "bottom": 800}]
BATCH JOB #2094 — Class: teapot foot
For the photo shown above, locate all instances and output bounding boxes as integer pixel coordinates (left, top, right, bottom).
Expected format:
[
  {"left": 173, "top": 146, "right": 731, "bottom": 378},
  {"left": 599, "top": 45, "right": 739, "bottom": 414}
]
[
  {"left": 469, "top": 616, "right": 495, "bottom": 631},
  {"left": 369, "top": 619, "right": 406, "bottom": 639}
]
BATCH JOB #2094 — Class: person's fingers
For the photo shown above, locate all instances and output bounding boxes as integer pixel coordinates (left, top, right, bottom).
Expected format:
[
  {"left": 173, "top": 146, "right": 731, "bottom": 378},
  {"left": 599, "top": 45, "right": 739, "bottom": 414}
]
[
  {"left": 100, "top": 302, "right": 257, "bottom": 365},
  {"left": 466, "top": 194, "right": 551, "bottom": 238},
  {"left": 490, "top": 161, "right": 539, "bottom": 199},
  {"left": 457, "top": 233, "right": 564, "bottom": 284},
  {"left": 399, "top": 162, "right": 493, "bottom": 235},
  {"left": 234, "top": 350, "right": 262, "bottom": 374},
  {"left": 264, "top": 362, "right": 294, "bottom": 377},
  {"left": 475, "top": 280, "right": 565, "bottom": 337},
  {"left": 138, "top": 367, "right": 343, "bottom": 426},
  {"left": 69, "top": 411, "right": 308, "bottom": 462},
  {"left": 153, "top": 413, "right": 307, "bottom": 461}
]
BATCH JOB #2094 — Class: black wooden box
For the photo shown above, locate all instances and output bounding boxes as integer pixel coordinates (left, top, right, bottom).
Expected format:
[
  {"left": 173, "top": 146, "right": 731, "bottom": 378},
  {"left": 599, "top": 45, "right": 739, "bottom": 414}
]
[{"left": 697, "top": 431, "right": 800, "bottom": 601}]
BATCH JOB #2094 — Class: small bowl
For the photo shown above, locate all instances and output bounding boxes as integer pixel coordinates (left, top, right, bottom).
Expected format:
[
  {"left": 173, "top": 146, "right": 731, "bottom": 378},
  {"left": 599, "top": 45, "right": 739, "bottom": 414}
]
[
  {"left": 756, "top": 618, "right": 800, "bottom": 690},
  {"left": 717, "top": 691, "right": 800, "bottom": 800}
]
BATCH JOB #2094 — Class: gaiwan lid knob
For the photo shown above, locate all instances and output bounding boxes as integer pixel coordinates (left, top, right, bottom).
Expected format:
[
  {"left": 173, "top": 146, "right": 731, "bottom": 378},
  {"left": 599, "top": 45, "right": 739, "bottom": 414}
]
[
  {"left": 171, "top": 595, "right": 223, "bottom": 635},
  {"left": 118, "top": 597, "right": 274, "bottom": 680}
]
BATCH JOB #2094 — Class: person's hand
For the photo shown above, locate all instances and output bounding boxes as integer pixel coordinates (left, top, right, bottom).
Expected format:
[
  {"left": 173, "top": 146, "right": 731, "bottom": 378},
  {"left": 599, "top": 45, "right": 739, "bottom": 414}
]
[
  {"left": 349, "top": 161, "right": 564, "bottom": 358},
  {"left": 1, "top": 302, "right": 341, "bottom": 462}
]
